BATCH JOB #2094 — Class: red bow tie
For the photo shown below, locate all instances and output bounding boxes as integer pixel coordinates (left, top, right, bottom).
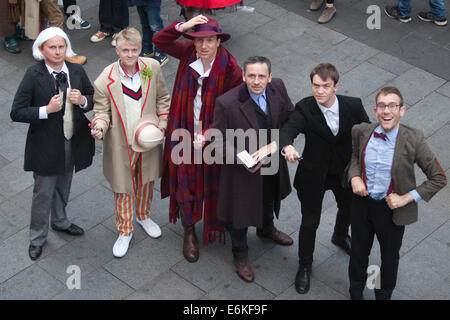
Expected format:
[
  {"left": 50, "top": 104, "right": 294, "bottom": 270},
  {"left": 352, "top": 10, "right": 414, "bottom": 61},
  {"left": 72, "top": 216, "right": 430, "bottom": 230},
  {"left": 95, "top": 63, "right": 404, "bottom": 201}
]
[{"left": 373, "top": 131, "right": 387, "bottom": 141}]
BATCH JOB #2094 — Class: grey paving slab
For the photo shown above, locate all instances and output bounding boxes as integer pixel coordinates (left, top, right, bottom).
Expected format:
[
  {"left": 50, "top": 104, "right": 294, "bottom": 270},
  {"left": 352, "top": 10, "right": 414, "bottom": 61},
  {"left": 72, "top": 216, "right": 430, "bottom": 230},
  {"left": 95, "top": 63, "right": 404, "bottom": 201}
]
[
  {"left": 339, "top": 62, "right": 396, "bottom": 98},
  {"left": 52, "top": 268, "right": 134, "bottom": 300},
  {"left": 1, "top": 187, "right": 33, "bottom": 230},
  {"left": 171, "top": 249, "right": 236, "bottom": 292},
  {"left": 426, "top": 123, "right": 450, "bottom": 171},
  {"left": 401, "top": 92, "right": 450, "bottom": 138},
  {"left": 254, "top": 12, "right": 314, "bottom": 44},
  {"left": 38, "top": 224, "right": 116, "bottom": 283},
  {"left": 399, "top": 201, "right": 449, "bottom": 255},
  {"left": 251, "top": 0, "right": 289, "bottom": 19},
  {"left": 275, "top": 279, "right": 346, "bottom": 300},
  {"left": 0, "top": 124, "right": 27, "bottom": 162},
  {"left": 368, "top": 52, "right": 414, "bottom": 76},
  {"left": 396, "top": 236, "right": 450, "bottom": 299},
  {"left": 0, "top": 265, "right": 65, "bottom": 300},
  {"left": 426, "top": 277, "right": 450, "bottom": 300},
  {"left": 216, "top": 10, "right": 273, "bottom": 41},
  {"left": 68, "top": 155, "right": 108, "bottom": 201},
  {"left": 385, "top": 68, "right": 446, "bottom": 106},
  {"left": 126, "top": 270, "right": 205, "bottom": 300},
  {"left": 0, "top": 157, "right": 33, "bottom": 199},
  {"left": 436, "top": 82, "right": 450, "bottom": 98},
  {"left": 103, "top": 227, "right": 184, "bottom": 290},
  {"left": 66, "top": 184, "right": 115, "bottom": 232},
  {"left": 317, "top": 38, "right": 380, "bottom": 74},
  {"left": 0, "top": 228, "right": 67, "bottom": 284},
  {"left": 431, "top": 220, "right": 450, "bottom": 245},
  {"left": 202, "top": 275, "right": 275, "bottom": 300}
]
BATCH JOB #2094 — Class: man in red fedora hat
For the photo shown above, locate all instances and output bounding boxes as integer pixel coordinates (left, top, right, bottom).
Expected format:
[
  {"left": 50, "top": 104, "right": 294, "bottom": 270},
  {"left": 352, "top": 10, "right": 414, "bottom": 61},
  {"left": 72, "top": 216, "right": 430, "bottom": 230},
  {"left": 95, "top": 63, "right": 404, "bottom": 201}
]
[
  {"left": 91, "top": 27, "right": 171, "bottom": 258},
  {"left": 154, "top": 15, "right": 242, "bottom": 263}
]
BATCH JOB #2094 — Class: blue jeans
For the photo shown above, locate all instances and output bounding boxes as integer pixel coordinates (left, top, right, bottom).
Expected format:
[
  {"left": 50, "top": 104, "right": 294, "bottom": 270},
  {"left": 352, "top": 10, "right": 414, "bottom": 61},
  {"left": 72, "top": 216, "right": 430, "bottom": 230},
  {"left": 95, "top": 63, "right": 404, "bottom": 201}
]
[
  {"left": 398, "top": 0, "right": 446, "bottom": 20},
  {"left": 136, "top": 5, "right": 166, "bottom": 55}
]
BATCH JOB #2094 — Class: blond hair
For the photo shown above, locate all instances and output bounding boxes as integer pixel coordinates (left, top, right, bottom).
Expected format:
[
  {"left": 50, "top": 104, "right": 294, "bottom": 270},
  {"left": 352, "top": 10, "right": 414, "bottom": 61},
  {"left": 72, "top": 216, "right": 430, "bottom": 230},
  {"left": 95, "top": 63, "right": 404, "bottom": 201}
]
[{"left": 116, "top": 27, "right": 142, "bottom": 49}]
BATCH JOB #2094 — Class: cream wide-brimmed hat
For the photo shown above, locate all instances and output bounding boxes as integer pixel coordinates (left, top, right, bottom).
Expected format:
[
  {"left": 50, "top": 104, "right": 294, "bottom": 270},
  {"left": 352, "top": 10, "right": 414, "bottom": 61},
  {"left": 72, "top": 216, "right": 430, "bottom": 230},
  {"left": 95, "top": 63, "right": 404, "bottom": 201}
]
[{"left": 131, "top": 117, "right": 164, "bottom": 152}]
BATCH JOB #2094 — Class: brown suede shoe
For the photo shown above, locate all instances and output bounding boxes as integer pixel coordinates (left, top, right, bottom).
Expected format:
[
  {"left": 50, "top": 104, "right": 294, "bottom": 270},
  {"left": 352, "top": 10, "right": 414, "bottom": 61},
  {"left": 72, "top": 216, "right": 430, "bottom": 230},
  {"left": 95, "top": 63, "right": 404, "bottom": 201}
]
[
  {"left": 310, "top": 0, "right": 324, "bottom": 11},
  {"left": 65, "top": 55, "right": 87, "bottom": 65},
  {"left": 234, "top": 258, "right": 254, "bottom": 282},
  {"left": 318, "top": 6, "right": 336, "bottom": 24},
  {"left": 256, "top": 228, "right": 293, "bottom": 246}
]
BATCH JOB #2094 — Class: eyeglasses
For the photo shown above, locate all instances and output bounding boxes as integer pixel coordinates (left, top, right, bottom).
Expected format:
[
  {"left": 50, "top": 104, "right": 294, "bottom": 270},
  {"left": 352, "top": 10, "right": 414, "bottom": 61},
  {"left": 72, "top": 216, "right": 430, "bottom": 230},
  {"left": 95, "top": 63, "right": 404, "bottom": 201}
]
[{"left": 376, "top": 103, "right": 401, "bottom": 111}]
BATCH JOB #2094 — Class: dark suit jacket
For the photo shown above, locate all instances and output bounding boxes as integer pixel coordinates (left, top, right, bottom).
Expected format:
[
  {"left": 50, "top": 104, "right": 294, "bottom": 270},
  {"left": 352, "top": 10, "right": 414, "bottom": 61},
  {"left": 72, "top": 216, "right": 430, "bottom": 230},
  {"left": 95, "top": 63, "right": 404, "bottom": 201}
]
[
  {"left": 348, "top": 122, "right": 447, "bottom": 226},
  {"left": 279, "top": 95, "right": 369, "bottom": 200},
  {"left": 213, "top": 78, "right": 294, "bottom": 229},
  {"left": 10, "top": 61, "right": 95, "bottom": 175}
]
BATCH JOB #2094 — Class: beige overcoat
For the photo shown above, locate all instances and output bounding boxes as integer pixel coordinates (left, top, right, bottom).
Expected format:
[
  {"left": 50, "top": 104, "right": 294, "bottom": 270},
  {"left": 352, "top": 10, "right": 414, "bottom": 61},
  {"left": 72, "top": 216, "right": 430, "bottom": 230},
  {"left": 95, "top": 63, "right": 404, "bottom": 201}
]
[{"left": 93, "top": 58, "right": 171, "bottom": 194}]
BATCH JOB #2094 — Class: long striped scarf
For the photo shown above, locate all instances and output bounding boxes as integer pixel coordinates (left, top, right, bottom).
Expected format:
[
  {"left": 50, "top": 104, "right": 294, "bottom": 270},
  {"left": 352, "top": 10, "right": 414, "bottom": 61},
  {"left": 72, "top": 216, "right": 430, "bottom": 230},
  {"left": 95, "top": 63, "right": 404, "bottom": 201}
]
[{"left": 162, "top": 46, "right": 236, "bottom": 245}]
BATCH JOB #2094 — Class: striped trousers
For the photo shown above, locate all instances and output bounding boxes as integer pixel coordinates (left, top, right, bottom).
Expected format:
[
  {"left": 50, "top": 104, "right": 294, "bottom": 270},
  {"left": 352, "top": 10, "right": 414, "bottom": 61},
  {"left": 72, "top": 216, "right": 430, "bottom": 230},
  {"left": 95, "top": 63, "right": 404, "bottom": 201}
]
[{"left": 114, "top": 151, "right": 153, "bottom": 236}]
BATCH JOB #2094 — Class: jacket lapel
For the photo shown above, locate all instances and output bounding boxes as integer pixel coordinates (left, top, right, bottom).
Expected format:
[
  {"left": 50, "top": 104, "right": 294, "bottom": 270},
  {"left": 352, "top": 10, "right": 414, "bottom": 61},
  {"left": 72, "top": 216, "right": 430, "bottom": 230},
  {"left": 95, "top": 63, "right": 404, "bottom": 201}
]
[
  {"left": 337, "top": 96, "right": 349, "bottom": 137},
  {"left": 359, "top": 122, "right": 378, "bottom": 159},
  {"left": 36, "top": 61, "right": 57, "bottom": 97},
  {"left": 391, "top": 124, "right": 406, "bottom": 177},
  {"left": 266, "top": 82, "right": 279, "bottom": 128},
  {"left": 107, "top": 63, "right": 128, "bottom": 139},
  {"left": 138, "top": 58, "right": 150, "bottom": 115}
]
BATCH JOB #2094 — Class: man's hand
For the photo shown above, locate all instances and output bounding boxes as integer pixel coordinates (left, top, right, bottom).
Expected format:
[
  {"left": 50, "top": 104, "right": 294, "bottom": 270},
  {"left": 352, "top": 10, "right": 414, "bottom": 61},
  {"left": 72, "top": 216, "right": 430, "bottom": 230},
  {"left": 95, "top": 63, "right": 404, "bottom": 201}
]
[
  {"left": 351, "top": 176, "right": 369, "bottom": 197},
  {"left": 69, "top": 89, "right": 86, "bottom": 106},
  {"left": 247, "top": 161, "right": 263, "bottom": 173},
  {"left": 46, "top": 94, "right": 63, "bottom": 114},
  {"left": 178, "top": 14, "right": 209, "bottom": 32},
  {"left": 193, "top": 132, "right": 206, "bottom": 150},
  {"left": 283, "top": 145, "right": 300, "bottom": 163},
  {"left": 385, "top": 193, "right": 413, "bottom": 210},
  {"left": 90, "top": 123, "right": 103, "bottom": 140}
]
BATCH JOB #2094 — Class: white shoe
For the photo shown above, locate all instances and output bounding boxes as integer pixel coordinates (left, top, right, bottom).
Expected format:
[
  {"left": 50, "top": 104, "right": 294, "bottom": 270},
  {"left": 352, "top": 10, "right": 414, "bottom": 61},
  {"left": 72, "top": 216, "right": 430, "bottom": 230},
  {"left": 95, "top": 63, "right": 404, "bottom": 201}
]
[
  {"left": 112, "top": 233, "right": 132, "bottom": 258},
  {"left": 136, "top": 217, "right": 162, "bottom": 239}
]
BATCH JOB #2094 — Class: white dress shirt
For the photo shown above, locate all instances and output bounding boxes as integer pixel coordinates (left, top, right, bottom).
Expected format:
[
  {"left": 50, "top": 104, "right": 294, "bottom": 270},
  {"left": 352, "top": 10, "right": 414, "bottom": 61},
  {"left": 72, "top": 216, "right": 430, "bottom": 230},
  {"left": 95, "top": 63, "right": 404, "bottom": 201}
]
[
  {"left": 39, "top": 62, "right": 88, "bottom": 119},
  {"left": 189, "top": 56, "right": 215, "bottom": 125},
  {"left": 317, "top": 96, "right": 339, "bottom": 136}
]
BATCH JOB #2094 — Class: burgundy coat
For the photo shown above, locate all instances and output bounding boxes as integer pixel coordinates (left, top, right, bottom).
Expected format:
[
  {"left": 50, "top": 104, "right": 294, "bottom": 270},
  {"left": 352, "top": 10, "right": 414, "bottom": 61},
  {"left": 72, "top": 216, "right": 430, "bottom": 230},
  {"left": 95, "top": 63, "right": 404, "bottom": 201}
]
[{"left": 213, "top": 79, "right": 294, "bottom": 229}]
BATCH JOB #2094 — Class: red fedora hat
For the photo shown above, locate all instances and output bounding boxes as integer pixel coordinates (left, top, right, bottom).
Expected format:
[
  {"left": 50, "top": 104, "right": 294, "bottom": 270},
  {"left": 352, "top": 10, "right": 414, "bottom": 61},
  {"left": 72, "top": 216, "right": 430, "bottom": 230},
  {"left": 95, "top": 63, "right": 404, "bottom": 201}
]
[{"left": 182, "top": 17, "right": 231, "bottom": 42}]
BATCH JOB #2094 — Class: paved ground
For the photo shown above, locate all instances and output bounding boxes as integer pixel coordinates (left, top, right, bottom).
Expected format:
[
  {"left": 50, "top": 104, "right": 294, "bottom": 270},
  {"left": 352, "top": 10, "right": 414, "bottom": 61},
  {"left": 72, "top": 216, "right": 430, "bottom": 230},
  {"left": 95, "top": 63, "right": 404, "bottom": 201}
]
[{"left": 0, "top": 0, "right": 448, "bottom": 301}]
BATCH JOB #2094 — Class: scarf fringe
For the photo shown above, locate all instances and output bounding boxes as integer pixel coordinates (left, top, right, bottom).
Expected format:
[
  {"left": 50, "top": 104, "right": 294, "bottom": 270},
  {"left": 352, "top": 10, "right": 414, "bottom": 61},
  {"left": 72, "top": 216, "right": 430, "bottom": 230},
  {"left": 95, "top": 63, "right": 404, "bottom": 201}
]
[{"left": 202, "top": 228, "right": 226, "bottom": 246}]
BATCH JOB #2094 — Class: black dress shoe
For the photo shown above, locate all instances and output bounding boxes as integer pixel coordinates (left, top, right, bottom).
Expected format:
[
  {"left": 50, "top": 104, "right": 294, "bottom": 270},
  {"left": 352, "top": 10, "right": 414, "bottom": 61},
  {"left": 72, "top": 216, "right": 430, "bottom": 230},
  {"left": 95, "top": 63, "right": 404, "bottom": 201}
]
[
  {"left": 295, "top": 267, "right": 311, "bottom": 294},
  {"left": 52, "top": 223, "right": 84, "bottom": 236},
  {"left": 331, "top": 232, "right": 351, "bottom": 255},
  {"left": 28, "top": 244, "right": 42, "bottom": 260}
]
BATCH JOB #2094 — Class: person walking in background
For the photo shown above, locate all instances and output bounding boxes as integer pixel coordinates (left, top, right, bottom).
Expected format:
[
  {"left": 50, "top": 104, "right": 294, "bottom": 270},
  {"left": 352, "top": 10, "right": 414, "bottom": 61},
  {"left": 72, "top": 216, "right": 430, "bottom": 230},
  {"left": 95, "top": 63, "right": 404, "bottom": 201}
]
[
  {"left": 385, "top": 0, "right": 447, "bottom": 26},
  {"left": 129, "top": 0, "right": 169, "bottom": 66},
  {"left": 309, "top": 0, "right": 336, "bottom": 24},
  {"left": 90, "top": 0, "right": 129, "bottom": 46}
]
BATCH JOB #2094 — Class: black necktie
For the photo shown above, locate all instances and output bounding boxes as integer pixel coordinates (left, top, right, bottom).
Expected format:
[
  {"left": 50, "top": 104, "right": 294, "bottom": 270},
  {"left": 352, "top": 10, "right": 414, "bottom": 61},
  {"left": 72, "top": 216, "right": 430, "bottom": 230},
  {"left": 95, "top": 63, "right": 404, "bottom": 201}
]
[{"left": 54, "top": 71, "right": 68, "bottom": 111}]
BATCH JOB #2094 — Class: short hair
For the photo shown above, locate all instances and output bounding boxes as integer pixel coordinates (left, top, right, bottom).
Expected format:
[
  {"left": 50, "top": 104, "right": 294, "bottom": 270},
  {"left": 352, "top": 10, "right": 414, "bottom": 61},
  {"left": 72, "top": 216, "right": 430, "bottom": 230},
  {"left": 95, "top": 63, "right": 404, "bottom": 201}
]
[
  {"left": 243, "top": 56, "right": 272, "bottom": 74},
  {"left": 310, "top": 63, "right": 339, "bottom": 85},
  {"left": 116, "top": 27, "right": 142, "bottom": 49},
  {"left": 32, "top": 27, "right": 76, "bottom": 61},
  {"left": 375, "top": 86, "right": 404, "bottom": 106}
]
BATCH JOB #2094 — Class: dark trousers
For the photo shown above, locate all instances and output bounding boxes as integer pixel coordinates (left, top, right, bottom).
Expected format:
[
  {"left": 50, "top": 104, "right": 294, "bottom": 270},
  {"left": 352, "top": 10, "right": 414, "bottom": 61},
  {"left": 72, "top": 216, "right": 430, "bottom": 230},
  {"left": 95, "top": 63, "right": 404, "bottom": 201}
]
[
  {"left": 63, "top": 0, "right": 76, "bottom": 16},
  {"left": 348, "top": 195, "right": 405, "bottom": 300},
  {"left": 99, "top": 0, "right": 129, "bottom": 34},
  {"left": 228, "top": 175, "right": 276, "bottom": 260},
  {"left": 30, "top": 139, "right": 74, "bottom": 246},
  {"left": 297, "top": 173, "right": 352, "bottom": 268},
  {"left": 327, "top": 0, "right": 334, "bottom": 3}
]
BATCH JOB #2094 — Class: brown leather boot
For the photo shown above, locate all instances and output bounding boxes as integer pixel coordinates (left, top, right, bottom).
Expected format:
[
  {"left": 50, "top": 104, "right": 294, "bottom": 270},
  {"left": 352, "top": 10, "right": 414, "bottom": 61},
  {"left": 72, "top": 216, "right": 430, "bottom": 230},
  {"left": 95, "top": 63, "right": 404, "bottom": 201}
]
[{"left": 178, "top": 205, "right": 199, "bottom": 262}]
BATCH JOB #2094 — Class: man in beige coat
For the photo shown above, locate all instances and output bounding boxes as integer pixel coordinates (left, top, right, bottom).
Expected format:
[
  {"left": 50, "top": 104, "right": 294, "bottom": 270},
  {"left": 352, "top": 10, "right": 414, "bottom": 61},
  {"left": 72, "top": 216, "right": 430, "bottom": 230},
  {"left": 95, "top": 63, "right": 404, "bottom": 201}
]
[
  {"left": 347, "top": 86, "right": 446, "bottom": 300},
  {"left": 91, "top": 27, "right": 171, "bottom": 258}
]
